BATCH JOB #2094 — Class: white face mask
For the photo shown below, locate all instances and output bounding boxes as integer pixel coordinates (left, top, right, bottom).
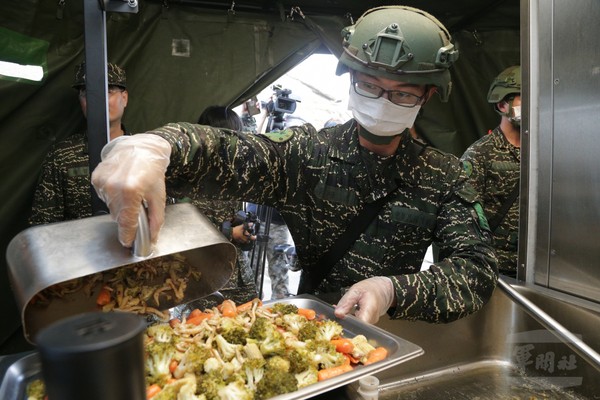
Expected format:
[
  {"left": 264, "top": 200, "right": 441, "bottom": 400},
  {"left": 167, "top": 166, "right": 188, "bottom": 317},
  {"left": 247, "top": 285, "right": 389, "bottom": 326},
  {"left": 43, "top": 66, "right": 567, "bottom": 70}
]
[
  {"left": 348, "top": 88, "right": 421, "bottom": 137},
  {"left": 510, "top": 105, "right": 521, "bottom": 127}
]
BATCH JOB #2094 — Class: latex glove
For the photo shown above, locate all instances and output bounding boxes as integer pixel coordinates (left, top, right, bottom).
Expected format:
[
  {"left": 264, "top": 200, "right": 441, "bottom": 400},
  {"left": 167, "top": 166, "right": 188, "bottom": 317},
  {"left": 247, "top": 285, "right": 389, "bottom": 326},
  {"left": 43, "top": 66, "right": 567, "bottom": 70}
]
[
  {"left": 91, "top": 134, "right": 171, "bottom": 247},
  {"left": 334, "top": 277, "right": 395, "bottom": 324}
]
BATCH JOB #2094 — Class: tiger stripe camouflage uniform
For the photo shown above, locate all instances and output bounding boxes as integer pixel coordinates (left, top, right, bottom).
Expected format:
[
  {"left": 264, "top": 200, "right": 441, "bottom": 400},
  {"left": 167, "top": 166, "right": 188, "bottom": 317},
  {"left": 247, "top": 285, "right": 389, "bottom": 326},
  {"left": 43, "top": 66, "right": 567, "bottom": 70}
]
[
  {"left": 461, "top": 127, "right": 520, "bottom": 276},
  {"left": 154, "top": 119, "right": 499, "bottom": 323},
  {"left": 29, "top": 132, "right": 122, "bottom": 225},
  {"left": 29, "top": 131, "right": 258, "bottom": 304}
]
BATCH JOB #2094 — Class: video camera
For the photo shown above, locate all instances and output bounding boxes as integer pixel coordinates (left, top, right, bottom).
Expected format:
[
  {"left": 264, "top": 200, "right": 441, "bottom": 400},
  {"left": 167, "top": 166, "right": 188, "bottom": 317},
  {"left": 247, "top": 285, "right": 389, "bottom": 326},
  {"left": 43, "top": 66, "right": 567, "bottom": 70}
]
[
  {"left": 265, "top": 84, "right": 299, "bottom": 132},
  {"left": 222, "top": 210, "right": 260, "bottom": 251}
]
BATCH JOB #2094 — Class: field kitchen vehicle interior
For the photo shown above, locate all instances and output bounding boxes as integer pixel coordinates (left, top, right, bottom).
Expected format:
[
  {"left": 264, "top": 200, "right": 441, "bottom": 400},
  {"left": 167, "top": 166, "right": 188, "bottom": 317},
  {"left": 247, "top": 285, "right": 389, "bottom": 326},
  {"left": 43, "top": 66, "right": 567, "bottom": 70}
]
[{"left": 1, "top": 0, "right": 600, "bottom": 398}]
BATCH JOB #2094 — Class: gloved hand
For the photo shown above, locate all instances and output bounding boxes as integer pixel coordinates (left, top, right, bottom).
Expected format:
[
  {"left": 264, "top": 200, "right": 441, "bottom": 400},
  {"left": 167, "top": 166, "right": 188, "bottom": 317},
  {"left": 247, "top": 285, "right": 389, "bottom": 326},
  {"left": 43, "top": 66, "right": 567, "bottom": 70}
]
[
  {"left": 91, "top": 134, "right": 171, "bottom": 247},
  {"left": 334, "top": 277, "right": 396, "bottom": 324}
]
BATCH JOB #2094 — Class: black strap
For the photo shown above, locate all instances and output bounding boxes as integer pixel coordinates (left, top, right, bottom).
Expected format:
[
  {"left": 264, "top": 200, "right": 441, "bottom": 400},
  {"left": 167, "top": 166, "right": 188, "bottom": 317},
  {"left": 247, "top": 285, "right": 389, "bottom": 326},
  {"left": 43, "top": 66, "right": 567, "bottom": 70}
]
[
  {"left": 298, "top": 140, "right": 426, "bottom": 294},
  {"left": 487, "top": 184, "right": 519, "bottom": 232},
  {"left": 299, "top": 194, "right": 391, "bottom": 293}
]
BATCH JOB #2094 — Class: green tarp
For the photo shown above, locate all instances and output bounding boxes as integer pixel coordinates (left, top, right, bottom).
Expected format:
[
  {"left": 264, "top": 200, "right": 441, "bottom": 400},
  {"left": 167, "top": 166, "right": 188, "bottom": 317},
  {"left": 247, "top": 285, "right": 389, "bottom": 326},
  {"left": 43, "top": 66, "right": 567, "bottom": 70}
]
[{"left": 0, "top": 0, "right": 519, "bottom": 352}]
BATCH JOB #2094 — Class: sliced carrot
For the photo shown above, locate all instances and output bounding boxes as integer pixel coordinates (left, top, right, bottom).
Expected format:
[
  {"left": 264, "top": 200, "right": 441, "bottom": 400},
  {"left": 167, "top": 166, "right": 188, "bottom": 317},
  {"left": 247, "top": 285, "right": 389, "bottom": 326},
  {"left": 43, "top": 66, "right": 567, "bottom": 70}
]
[
  {"left": 169, "top": 318, "right": 181, "bottom": 328},
  {"left": 219, "top": 299, "right": 238, "bottom": 318},
  {"left": 237, "top": 298, "right": 262, "bottom": 313},
  {"left": 298, "top": 307, "right": 316, "bottom": 320},
  {"left": 169, "top": 359, "right": 178, "bottom": 374},
  {"left": 317, "top": 363, "right": 353, "bottom": 381},
  {"left": 363, "top": 346, "right": 388, "bottom": 365},
  {"left": 331, "top": 338, "right": 354, "bottom": 354},
  {"left": 146, "top": 383, "right": 161, "bottom": 399},
  {"left": 96, "top": 287, "right": 111, "bottom": 306},
  {"left": 188, "top": 308, "right": 204, "bottom": 319},
  {"left": 185, "top": 312, "right": 212, "bottom": 326}
]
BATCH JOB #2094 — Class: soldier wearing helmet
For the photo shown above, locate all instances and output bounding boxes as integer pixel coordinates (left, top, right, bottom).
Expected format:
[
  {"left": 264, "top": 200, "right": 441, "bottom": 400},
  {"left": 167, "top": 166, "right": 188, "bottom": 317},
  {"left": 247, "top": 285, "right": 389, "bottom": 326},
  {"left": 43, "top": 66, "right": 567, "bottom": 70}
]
[
  {"left": 461, "top": 65, "right": 521, "bottom": 276},
  {"left": 91, "top": 6, "right": 498, "bottom": 325},
  {"left": 29, "top": 61, "right": 129, "bottom": 225}
]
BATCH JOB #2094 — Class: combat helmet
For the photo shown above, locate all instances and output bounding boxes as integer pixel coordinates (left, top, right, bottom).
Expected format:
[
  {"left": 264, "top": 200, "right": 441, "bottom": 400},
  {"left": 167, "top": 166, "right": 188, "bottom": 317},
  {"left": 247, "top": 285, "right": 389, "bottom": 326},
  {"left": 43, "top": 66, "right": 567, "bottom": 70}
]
[
  {"left": 336, "top": 6, "right": 459, "bottom": 102},
  {"left": 72, "top": 61, "right": 127, "bottom": 89},
  {"left": 487, "top": 65, "right": 521, "bottom": 104}
]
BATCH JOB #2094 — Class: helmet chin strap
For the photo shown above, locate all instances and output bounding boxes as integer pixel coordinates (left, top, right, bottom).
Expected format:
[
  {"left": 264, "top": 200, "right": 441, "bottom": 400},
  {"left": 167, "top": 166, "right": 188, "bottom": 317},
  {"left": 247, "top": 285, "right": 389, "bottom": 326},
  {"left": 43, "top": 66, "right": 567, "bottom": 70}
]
[{"left": 496, "top": 98, "right": 521, "bottom": 128}]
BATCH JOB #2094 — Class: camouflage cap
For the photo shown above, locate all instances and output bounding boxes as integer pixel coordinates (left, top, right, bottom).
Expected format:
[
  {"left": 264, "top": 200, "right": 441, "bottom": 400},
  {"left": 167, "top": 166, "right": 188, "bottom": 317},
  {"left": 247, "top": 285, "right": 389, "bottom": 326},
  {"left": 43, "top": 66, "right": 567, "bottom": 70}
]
[{"left": 72, "top": 61, "right": 127, "bottom": 89}]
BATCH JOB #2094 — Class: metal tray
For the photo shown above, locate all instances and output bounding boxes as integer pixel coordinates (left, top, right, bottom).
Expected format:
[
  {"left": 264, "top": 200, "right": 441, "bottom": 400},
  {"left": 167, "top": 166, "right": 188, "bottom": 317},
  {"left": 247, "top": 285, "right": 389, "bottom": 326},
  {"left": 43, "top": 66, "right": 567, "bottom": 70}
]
[
  {"left": 6, "top": 203, "right": 236, "bottom": 343},
  {"left": 0, "top": 295, "right": 423, "bottom": 400},
  {"left": 264, "top": 295, "right": 424, "bottom": 399}
]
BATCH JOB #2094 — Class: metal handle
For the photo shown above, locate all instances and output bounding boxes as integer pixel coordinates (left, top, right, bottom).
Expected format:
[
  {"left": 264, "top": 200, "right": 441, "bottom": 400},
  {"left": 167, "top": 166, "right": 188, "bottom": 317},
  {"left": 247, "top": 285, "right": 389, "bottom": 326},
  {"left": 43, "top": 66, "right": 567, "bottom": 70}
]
[
  {"left": 498, "top": 278, "right": 600, "bottom": 373},
  {"left": 133, "top": 205, "right": 152, "bottom": 258}
]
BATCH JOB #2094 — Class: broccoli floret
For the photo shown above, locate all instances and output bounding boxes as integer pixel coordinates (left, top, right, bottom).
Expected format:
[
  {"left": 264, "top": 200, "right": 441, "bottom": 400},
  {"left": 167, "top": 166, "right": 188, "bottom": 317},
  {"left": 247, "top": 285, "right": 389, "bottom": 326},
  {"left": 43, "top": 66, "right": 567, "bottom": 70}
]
[
  {"left": 176, "top": 374, "right": 202, "bottom": 400},
  {"left": 255, "top": 368, "right": 298, "bottom": 400},
  {"left": 26, "top": 379, "right": 45, "bottom": 400},
  {"left": 306, "top": 340, "right": 346, "bottom": 369},
  {"left": 271, "top": 302, "right": 299, "bottom": 315},
  {"left": 287, "top": 348, "right": 313, "bottom": 374},
  {"left": 197, "top": 371, "right": 226, "bottom": 400},
  {"left": 259, "top": 328, "right": 286, "bottom": 356},
  {"left": 146, "top": 323, "right": 177, "bottom": 344},
  {"left": 221, "top": 357, "right": 244, "bottom": 380},
  {"left": 350, "top": 334, "right": 377, "bottom": 364},
  {"left": 248, "top": 317, "right": 286, "bottom": 356},
  {"left": 145, "top": 340, "right": 178, "bottom": 385},
  {"left": 203, "top": 357, "right": 222, "bottom": 374},
  {"left": 243, "top": 357, "right": 266, "bottom": 391},
  {"left": 219, "top": 316, "right": 249, "bottom": 345},
  {"left": 265, "top": 355, "right": 290, "bottom": 372},
  {"left": 173, "top": 344, "right": 213, "bottom": 379},
  {"left": 248, "top": 317, "right": 271, "bottom": 341},
  {"left": 153, "top": 375, "right": 195, "bottom": 400},
  {"left": 217, "top": 377, "right": 254, "bottom": 400},
  {"left": 297, "top": 319, "right": 319, "bottom": 341},
  {"left": 281, "top": 313, "right": 308, "bottom": 335},
  {"left": 316, "top": 320, "right": 344, "bottom": 341},
  {"left": 243, "top": 341, "right": 264, "bottom": 360},
  {"left": 214, "top": 334, "right": 242, "bottom": 361},
  {"left": 295, "top": 366, "right": 319, "bottom": 389}
]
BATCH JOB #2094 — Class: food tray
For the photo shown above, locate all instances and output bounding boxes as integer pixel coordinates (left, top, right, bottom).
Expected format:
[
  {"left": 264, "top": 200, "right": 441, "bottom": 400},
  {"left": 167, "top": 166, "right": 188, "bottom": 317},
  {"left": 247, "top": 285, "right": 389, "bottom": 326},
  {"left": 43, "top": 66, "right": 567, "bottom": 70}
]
[
  {"left": 0, "top": 295, "right": 423, "bottom": 400},
  {"left": 262, "top": 295, "right": 424, "bottom": 399},
  {"left": 6, "top": 203, "right": 236, "bottom": 343}
]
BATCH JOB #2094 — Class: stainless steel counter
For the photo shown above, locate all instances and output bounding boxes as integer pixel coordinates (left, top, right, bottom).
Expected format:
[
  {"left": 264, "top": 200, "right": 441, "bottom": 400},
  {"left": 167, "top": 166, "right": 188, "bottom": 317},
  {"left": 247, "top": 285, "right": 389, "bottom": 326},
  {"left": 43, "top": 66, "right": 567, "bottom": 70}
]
[{"left": 338, "top": 278, "right": 600, "bottom": 399}]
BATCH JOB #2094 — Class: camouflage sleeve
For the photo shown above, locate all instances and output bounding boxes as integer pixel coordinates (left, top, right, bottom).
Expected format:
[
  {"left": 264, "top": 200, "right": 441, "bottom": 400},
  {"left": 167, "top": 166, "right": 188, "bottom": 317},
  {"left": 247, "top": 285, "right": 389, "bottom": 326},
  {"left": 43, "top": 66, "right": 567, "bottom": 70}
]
[
  {"left": 389, "top": 171, "right": 498, "bottom": 323},
  {"left": 149, "top": 122, "right": 314, "bottom": 207},
  {"left": 28, "top": 150, "right": 67, "bottom": 225},
  {"left": 460, "top": 142, "right": 487, "bottom": 199}
]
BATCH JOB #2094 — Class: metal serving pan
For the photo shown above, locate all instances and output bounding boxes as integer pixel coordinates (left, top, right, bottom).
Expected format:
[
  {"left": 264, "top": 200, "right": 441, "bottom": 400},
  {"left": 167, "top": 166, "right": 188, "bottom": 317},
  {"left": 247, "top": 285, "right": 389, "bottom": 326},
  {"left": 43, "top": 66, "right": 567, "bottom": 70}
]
[
  {"left": 264, "top": 295, "right": 424, "bottom": 400},
  {"left": 0, "top": 295, "right": 423, "bottom": 400},
  {"left": 6, "top": 203, "right": 236, "bottom": 343}
]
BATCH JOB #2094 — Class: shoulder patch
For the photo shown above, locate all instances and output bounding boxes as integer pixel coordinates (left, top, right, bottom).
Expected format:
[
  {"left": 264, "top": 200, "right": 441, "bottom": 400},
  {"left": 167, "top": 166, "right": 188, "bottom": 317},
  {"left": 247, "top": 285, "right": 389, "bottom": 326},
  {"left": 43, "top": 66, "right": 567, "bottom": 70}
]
[
  {"left": 259, "top": 129, "right": 294, "bottom": 143},
  {"left": 462, "top": 160, "right": 473, "bottom": 177}
]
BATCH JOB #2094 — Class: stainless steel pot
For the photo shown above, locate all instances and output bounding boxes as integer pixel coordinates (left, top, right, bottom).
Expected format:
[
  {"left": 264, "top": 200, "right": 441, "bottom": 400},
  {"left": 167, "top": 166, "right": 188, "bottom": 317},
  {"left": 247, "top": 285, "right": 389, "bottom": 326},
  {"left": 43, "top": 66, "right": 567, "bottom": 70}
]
[{"left": 7, "top": 203, "right": 236, "bottom": 343}]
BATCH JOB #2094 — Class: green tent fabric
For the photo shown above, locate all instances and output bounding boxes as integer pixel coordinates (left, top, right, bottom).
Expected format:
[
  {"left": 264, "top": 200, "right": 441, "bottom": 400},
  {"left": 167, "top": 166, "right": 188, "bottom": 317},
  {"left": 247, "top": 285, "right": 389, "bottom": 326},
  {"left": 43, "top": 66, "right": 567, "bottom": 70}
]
[{"left": 0, "top": 0, "right": 519, "bottom": 352}]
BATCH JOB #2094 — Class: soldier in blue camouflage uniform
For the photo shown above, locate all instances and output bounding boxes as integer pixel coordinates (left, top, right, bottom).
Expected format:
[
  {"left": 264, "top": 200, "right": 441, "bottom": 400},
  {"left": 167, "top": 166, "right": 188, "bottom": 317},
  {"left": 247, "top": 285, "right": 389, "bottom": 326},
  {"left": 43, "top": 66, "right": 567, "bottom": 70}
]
[
  {"left": 461, "top": 66, "right": 521, "bottom": 276},
  {"left": 29, "top": 62, "right": 129, "bottom": 225},
  {"left": 266, "top": 214, "right": 298, "bottom": 299},
  {"left": 92, "top": 6, "right": 499, "bottom": 324}
]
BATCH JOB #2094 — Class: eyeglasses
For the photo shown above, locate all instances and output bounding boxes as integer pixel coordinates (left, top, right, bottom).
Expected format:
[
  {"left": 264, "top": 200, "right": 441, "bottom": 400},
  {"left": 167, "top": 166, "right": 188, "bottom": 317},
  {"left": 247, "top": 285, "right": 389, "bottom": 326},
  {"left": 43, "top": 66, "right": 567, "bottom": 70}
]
[
  {"left": 352, "top": 80, "right": 425, "bottom": 108},
  {"left": 79, "top": 86, "right": 124, "bottom": 97}
]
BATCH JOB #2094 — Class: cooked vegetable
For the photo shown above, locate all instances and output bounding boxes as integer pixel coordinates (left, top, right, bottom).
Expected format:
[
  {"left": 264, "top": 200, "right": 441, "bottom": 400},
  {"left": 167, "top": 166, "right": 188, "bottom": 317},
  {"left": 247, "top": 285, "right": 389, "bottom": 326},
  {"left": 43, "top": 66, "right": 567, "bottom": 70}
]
[
  {"left": 25, "top": 298, "right": 389, "bottom": 400},
  {"left": 364, "top": 346, "right": 389, "bottom": 365}
]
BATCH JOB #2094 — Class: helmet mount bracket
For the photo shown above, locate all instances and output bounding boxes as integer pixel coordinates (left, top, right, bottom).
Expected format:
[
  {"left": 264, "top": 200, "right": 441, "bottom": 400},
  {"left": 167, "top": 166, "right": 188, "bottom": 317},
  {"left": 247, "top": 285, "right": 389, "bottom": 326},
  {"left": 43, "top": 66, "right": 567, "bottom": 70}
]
[{"left": 366, "top": 24, "right": 413, "bottom": 70}]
